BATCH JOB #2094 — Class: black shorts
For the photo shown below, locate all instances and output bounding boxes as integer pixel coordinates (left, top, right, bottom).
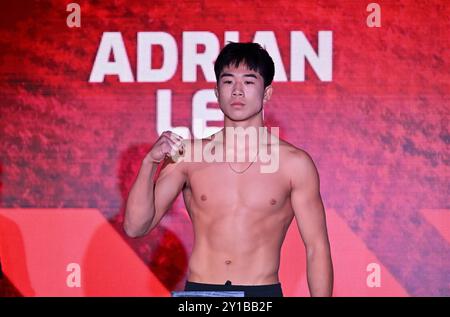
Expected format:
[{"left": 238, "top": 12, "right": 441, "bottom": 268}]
[{"left": 184, "top": 280, "right": 283, "bottom": 297}]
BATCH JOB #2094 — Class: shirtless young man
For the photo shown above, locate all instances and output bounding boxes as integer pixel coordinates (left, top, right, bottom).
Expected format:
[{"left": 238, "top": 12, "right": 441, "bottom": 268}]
[{"left": 124, "top": 42, "right": 333, "bottom": 297}]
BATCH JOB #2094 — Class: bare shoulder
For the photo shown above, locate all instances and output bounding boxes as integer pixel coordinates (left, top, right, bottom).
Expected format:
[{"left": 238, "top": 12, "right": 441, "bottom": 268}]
[
  {"left": 279, "top": 139, "right": 315, "bottom": 165},
  {"left": 278, "top": 139, "right": 319, "bottom": 182}
]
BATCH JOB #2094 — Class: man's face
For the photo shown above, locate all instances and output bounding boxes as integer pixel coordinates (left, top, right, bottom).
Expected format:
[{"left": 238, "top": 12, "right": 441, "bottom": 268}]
[{"left": 215, "top": 63, "right": 272, "bottom": 122}]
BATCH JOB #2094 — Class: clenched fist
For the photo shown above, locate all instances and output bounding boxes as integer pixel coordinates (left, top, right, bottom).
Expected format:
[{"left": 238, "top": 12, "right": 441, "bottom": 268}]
[{"left": 144, "top": 131, "right": 185, "bottom": 164}]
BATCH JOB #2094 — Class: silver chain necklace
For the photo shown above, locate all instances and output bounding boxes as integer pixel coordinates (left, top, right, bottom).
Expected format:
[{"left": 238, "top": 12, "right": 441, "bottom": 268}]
[{"left": 227, "top": 148, "right": 259, "bottom": 174}]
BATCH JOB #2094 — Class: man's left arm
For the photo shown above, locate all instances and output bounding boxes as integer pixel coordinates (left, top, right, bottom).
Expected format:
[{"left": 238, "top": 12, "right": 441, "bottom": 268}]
[{"left": 290, "top": 150, "right": 333, "bottom": 297}]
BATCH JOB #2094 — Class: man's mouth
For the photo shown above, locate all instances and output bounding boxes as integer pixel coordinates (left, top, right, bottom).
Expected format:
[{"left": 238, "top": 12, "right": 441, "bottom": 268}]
[{"left": 231, "top": 101, "right": 245, "bottom": 107}]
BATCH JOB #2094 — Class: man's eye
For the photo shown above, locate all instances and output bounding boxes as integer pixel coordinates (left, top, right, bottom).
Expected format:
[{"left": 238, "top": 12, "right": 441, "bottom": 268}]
[
  {"left": 245, "top": 81, "right": 255, "bottom": 85},
  {"left": 223, "top": 80, "right": 232, "bottom": 84}
]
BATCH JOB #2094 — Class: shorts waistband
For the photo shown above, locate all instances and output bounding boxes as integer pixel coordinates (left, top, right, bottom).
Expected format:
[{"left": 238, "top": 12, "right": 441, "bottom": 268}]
[{"left": 184, "top": 280, "right": 283, "bottom": 297}]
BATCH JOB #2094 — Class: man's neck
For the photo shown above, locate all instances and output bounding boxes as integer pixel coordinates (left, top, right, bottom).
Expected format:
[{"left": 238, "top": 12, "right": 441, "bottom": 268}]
[
  {"left": 215, "top": 127, "right": 268, "bottom": 160},
  {"left": 223, "top": 113, "right": 264, "bottom": 129}
]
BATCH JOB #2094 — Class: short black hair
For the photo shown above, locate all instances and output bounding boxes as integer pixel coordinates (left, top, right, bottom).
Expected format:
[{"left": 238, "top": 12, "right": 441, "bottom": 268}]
[{"left": 214, "top": 42, "right": 275, "bottom": 88}]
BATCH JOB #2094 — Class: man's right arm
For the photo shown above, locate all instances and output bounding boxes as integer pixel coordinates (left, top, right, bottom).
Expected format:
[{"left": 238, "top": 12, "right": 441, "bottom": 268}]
[{"left": 123, "top": 131, "right": 186, "bottom": 238}]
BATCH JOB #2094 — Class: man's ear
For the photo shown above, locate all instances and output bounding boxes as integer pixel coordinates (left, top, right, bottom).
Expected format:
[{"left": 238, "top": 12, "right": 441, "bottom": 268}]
[
  {"left": 263, "top": 85, "right": 273, "bottom": 104},
  {"left": 214, "top": 86, "right": 219, "bottom": 99}
]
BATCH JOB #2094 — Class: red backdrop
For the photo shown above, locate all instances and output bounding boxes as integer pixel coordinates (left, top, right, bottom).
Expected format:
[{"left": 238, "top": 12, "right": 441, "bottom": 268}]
[{"left": 0, "top": 0, "right": 448, "bottom": 296}]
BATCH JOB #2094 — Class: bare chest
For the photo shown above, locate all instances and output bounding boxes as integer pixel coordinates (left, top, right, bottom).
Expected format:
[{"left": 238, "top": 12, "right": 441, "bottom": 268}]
[{"left": 183, "top": 162, "right": 291, "bottom": 213}]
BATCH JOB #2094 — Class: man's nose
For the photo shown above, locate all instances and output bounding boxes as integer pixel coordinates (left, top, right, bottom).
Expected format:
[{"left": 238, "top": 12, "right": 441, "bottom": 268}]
[{"left": 232, "top": 83, "right": 244, "bottom": 96}]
